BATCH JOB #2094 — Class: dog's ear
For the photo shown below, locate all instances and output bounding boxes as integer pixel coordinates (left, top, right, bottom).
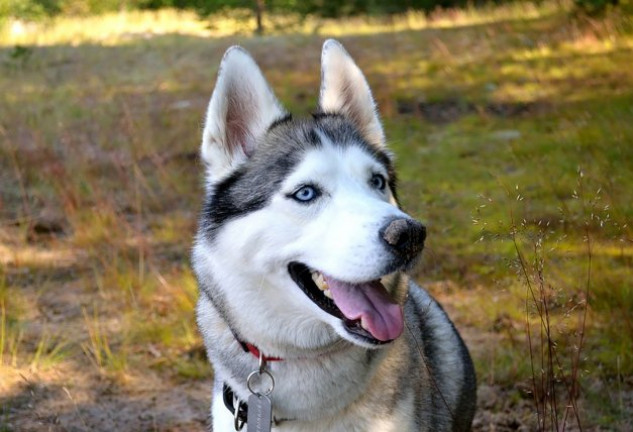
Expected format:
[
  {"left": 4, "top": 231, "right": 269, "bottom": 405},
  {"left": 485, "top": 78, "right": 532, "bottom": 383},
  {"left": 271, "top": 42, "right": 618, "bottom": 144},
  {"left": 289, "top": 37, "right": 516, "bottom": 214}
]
[
  {"left": 319, "top": 39, "right": 385, "bottom": 147},
  {"left": 202, "top": 46, "right": 286, "bottom": 180}
]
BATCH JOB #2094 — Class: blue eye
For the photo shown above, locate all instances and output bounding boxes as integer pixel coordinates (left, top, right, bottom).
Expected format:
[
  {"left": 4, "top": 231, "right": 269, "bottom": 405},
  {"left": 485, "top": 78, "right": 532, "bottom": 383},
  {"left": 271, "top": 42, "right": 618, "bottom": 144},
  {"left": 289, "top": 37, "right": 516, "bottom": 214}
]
[
  {"left": 370, "top": 174, "right": 386, "bottom": 191},
  {"left": 292, "top": 185, "right": 319, "bottom": 203}
]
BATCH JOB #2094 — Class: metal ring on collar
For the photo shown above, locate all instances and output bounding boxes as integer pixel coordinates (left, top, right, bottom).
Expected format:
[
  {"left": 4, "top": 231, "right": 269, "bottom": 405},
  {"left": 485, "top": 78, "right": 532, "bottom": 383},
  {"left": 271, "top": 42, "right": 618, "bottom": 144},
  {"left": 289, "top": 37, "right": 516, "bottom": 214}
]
[{"left": 247, "top": 369, "right": 275, "bottom": 396}]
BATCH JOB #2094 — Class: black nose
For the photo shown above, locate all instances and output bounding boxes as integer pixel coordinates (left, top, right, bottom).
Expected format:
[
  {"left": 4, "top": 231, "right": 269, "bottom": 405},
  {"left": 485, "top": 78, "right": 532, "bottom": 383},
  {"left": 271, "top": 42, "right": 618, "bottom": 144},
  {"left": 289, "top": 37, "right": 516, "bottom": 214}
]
[{"left": 380, "top": 217, "right": 426, "bottom": 260}]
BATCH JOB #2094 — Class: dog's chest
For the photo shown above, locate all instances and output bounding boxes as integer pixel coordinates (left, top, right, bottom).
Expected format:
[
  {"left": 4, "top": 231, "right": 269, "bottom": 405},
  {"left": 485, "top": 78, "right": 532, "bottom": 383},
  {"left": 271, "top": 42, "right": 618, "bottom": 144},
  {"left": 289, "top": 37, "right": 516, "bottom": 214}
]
[
  {"left": 263, "top": 355, "right": 415, "bottom": 431},
  {"left": 268, "top": 391, "right": 416, "bottom": 432}
]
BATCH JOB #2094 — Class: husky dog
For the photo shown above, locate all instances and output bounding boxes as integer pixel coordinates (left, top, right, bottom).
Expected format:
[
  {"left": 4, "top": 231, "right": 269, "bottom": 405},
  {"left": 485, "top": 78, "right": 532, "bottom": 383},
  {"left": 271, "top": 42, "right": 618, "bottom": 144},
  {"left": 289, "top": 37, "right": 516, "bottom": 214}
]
[{"left": 193, "top": 40, "right": 476, "bottom": 431}]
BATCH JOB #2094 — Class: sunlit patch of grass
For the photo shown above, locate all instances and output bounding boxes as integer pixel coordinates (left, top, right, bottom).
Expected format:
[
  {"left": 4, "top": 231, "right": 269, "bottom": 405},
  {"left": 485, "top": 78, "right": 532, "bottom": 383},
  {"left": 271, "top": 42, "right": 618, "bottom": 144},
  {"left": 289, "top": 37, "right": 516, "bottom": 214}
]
[
  {"left": 0, "top": 242, "right": 78, "bottom": 267},
  {"left": 0, "top": 270, "right": 25, "bottom": 368},
  {"left": 151, "top": 212, "right": 197, "bottom": 246},
  {"left": 0, "top": 301, "right": 4, "bottom": 366},
  {"left": 0, "top": 1, "right": 583, "bottom": 47},
  {"left": 296, "top": 0, "right": 566, "bottom": 37},
  {"left": 29, "top": 331, "right": 69, "bottom": 370},
  {"left": 81, "top": 307, "right": 128, "bottom": 376},
  {"left": 125, "top": 267, "right": 211, "bottom": 379},
  {"left": 131, "top": 268, "right": 199, "bottom": 350},
  {"left": 0, "top": 9, "right": 212, "bottom": 46},
  {"left": 0, "top": 300, "right": 14, "bottom": 367}
]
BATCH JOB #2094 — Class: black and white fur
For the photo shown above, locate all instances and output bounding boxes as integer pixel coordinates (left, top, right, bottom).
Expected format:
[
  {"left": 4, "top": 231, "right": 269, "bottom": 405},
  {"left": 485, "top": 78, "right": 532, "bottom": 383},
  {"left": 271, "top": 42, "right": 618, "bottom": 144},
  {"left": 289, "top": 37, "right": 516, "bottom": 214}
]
[{"left": 193, "top": 39, "right": 476, "bottom": 431}]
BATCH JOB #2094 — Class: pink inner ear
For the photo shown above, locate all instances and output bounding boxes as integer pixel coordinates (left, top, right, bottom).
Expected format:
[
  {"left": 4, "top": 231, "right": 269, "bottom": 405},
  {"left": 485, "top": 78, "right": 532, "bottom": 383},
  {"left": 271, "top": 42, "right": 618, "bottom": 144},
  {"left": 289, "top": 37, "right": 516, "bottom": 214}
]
[{"left": 225, "top": 92, "right": 257, "bottom": 158}]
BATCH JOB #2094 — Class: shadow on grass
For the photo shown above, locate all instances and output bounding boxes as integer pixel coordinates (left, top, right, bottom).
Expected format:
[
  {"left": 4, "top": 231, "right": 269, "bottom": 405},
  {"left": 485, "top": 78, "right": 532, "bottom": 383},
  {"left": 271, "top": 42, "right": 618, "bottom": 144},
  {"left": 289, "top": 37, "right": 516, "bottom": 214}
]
[{"left": 0, "top": 377, "right": 209, "bottom": 431}]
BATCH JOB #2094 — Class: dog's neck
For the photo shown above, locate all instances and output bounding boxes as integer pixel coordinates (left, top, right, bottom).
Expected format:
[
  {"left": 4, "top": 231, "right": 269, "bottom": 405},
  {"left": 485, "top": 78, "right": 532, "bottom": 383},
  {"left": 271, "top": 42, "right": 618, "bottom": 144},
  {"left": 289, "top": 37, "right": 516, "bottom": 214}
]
[
  {"left": 230, "top": 328, "right": 356, "bottom": 362},
  {"left": 236, "top": 337, "right": 284, "bottom": 362},
  {"left": 201, "top": 281, "right": 355, "bottom": 360}
]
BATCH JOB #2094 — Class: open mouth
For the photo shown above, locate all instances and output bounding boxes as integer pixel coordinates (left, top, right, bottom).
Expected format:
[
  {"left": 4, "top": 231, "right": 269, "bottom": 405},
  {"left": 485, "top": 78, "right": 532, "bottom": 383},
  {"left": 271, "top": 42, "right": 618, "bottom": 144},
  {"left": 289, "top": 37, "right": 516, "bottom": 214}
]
[{"left": 287, "top": 262, "right": 403, "bottom": 345}]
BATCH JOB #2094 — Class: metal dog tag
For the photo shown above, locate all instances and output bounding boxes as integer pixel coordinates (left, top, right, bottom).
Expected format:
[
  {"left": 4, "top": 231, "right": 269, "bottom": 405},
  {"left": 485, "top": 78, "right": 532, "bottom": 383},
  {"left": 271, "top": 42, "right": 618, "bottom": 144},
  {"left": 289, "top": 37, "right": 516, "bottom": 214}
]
[{"left": 246, "top": 393, "right": 272, "bottom": 432}]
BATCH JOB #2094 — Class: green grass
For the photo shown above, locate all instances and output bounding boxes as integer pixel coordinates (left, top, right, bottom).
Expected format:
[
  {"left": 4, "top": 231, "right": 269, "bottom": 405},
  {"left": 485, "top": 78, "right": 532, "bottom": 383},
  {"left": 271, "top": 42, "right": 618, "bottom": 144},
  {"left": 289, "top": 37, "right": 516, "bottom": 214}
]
[{"left": 1, "top": 1, "right": 632, "bottom": 430}]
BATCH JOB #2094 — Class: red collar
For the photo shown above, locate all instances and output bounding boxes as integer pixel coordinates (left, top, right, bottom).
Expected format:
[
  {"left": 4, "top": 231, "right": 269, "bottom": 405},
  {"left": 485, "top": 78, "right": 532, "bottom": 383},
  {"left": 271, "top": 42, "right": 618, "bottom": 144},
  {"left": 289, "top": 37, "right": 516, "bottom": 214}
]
[{"left": 239, "top": 340, "right": 283, "bottom": 362}]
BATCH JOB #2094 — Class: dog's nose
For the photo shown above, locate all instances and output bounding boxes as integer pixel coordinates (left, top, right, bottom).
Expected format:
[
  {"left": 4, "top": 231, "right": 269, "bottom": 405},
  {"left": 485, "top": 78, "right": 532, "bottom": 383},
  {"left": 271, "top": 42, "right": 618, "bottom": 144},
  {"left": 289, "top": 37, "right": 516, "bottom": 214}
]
[{"left": 380, "top": 217, "right": 426, "bottom": 260}]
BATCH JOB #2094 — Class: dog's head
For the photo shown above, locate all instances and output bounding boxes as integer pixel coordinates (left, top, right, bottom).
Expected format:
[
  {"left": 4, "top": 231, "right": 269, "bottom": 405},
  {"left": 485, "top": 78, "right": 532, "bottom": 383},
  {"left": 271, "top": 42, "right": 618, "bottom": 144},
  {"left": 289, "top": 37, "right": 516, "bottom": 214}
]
[{"left": 194, "top": 40, "right": 426, "bottom": 351}]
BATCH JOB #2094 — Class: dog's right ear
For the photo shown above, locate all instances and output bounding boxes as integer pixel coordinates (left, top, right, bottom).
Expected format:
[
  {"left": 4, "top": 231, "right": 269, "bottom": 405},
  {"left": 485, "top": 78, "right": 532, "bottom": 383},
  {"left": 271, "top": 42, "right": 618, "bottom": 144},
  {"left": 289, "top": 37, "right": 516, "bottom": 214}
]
[
  {"left": 319, "top": 39, "right": 385, "bottom": 148},
  {"left": 201, "top": 46, "right": 286, "bottom": 181}
]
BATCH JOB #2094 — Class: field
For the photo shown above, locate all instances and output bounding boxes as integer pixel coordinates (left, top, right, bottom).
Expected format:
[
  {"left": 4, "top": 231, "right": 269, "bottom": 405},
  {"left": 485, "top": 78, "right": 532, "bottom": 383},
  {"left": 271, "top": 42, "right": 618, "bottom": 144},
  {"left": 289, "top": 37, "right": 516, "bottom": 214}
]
[{"left": 1, "top": 2, "right": 633, "bottom": 430}]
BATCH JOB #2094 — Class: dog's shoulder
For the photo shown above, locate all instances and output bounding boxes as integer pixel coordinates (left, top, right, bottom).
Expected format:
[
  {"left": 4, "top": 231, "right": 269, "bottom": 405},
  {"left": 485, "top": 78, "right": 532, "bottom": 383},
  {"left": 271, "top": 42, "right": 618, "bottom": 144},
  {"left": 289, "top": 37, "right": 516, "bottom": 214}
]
[{"left": 404, "top": 281, "right": 477, "bottom": 431}]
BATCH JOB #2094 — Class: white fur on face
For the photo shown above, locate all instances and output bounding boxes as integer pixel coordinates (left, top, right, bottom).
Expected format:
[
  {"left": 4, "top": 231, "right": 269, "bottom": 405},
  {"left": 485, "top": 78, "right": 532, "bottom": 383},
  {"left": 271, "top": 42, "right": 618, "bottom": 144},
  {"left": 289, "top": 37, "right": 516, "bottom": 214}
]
[
  {"left": 195, "top": 139, "right": 408, "bottom": 350},
  {"left": 276, "top": 142, "right": 406, "bottom": 281}
]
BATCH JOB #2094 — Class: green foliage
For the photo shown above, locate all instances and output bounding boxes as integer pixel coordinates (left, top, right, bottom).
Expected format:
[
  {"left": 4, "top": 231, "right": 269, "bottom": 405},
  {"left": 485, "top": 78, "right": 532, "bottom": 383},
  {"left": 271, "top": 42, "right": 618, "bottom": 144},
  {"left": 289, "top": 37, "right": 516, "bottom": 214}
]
[
  {"left": 574, "top": 0, "right": 620, "bottom": 14},
  {"left": 0, "top": 0, "right": 156, "bottom": 19},
  {"left": 1, "top": 0, "right": 630, "bottom": 23},
  {"left": 59, "top": 0, "right": 131, "bottom": 15},
  {"left": 0, "top": 0, "right": 60, "bottom": 20},
  {"left": 192, "top": 0, "right": 488, "bottom": 18}
]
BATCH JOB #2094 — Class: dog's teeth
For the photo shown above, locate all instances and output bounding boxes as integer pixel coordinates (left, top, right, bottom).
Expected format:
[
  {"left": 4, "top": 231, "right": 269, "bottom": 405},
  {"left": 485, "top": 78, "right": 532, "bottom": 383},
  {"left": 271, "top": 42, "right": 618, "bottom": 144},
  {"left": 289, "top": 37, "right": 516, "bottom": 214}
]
[
  {"left": 319, "top": 276, "right": 328, "bottom": 291},
  {"left": 311, "top": 272, "right": 329, "bottom": 292},
  {"left": 360, "top": 317, "right": 370, "bottom": 332},
  {"left": 323, "top": 289, "right": 333, "bottom": 299}
]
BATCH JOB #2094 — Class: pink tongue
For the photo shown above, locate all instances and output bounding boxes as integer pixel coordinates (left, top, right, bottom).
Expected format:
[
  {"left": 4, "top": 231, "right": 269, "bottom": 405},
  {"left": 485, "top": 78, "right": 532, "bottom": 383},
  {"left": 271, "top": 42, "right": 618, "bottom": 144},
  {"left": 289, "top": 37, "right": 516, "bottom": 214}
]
[{"left": 323, "top": 276, "right": 403, "bottom": 341}]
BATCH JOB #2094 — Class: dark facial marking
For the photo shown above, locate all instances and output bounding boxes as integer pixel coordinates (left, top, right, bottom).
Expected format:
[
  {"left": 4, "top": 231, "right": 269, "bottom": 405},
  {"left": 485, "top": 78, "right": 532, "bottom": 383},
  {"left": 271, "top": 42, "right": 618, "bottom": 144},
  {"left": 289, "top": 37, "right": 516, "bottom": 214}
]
[
  {"left": 198, "top": 114, "right": 398, "bottom": 240},
  {"left": 200, "top": 120, "right": 324, "bottom": 240},
  {"left": 268, "top": 113, "right": 293, "bottom": 131}
]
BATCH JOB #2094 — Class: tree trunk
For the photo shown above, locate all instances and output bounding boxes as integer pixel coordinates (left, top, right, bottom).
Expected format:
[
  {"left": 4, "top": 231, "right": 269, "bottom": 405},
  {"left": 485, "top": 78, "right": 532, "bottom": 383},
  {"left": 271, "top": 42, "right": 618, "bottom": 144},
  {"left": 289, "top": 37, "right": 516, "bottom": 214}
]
[{"left": 254, "top": 0, "right": 265, "bottom": 35}]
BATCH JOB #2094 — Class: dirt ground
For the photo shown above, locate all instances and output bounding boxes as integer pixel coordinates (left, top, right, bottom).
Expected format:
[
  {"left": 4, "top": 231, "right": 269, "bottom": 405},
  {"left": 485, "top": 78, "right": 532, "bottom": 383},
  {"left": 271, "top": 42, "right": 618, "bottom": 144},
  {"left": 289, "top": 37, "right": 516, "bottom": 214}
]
[
  {"left": 0, "top": 277, "right": 587, "bottom": 432},
  {"left": 1, "top": 252, "right": 627, "bottom": 431},
  {"left": 1, "top": 354, "right": 536, "bottom": 432},
  {"left": 3, "top": 354, "right": 597, "bottom": 432}
]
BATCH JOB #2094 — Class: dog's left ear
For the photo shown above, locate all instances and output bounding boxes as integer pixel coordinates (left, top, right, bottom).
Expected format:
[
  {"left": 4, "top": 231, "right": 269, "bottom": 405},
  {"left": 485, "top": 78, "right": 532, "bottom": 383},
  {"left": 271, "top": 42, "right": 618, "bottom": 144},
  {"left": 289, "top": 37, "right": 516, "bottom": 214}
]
[
  {"left": 202, "top": 46, "right": 287, "bottom": 181},
  {"left": 319, "top": 39, "right": 385, "bottom": 147}
]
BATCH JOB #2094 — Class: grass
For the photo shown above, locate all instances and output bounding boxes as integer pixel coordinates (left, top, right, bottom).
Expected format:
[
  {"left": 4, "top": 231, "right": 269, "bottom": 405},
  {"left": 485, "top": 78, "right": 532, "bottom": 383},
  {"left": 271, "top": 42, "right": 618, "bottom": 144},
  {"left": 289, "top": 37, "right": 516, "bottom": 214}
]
[
  {"left": 1, "top": 1, "right": 632, "bottom": 430},
  {"left": 29, "top": 331, "right": 69, "bottom": 369}
]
